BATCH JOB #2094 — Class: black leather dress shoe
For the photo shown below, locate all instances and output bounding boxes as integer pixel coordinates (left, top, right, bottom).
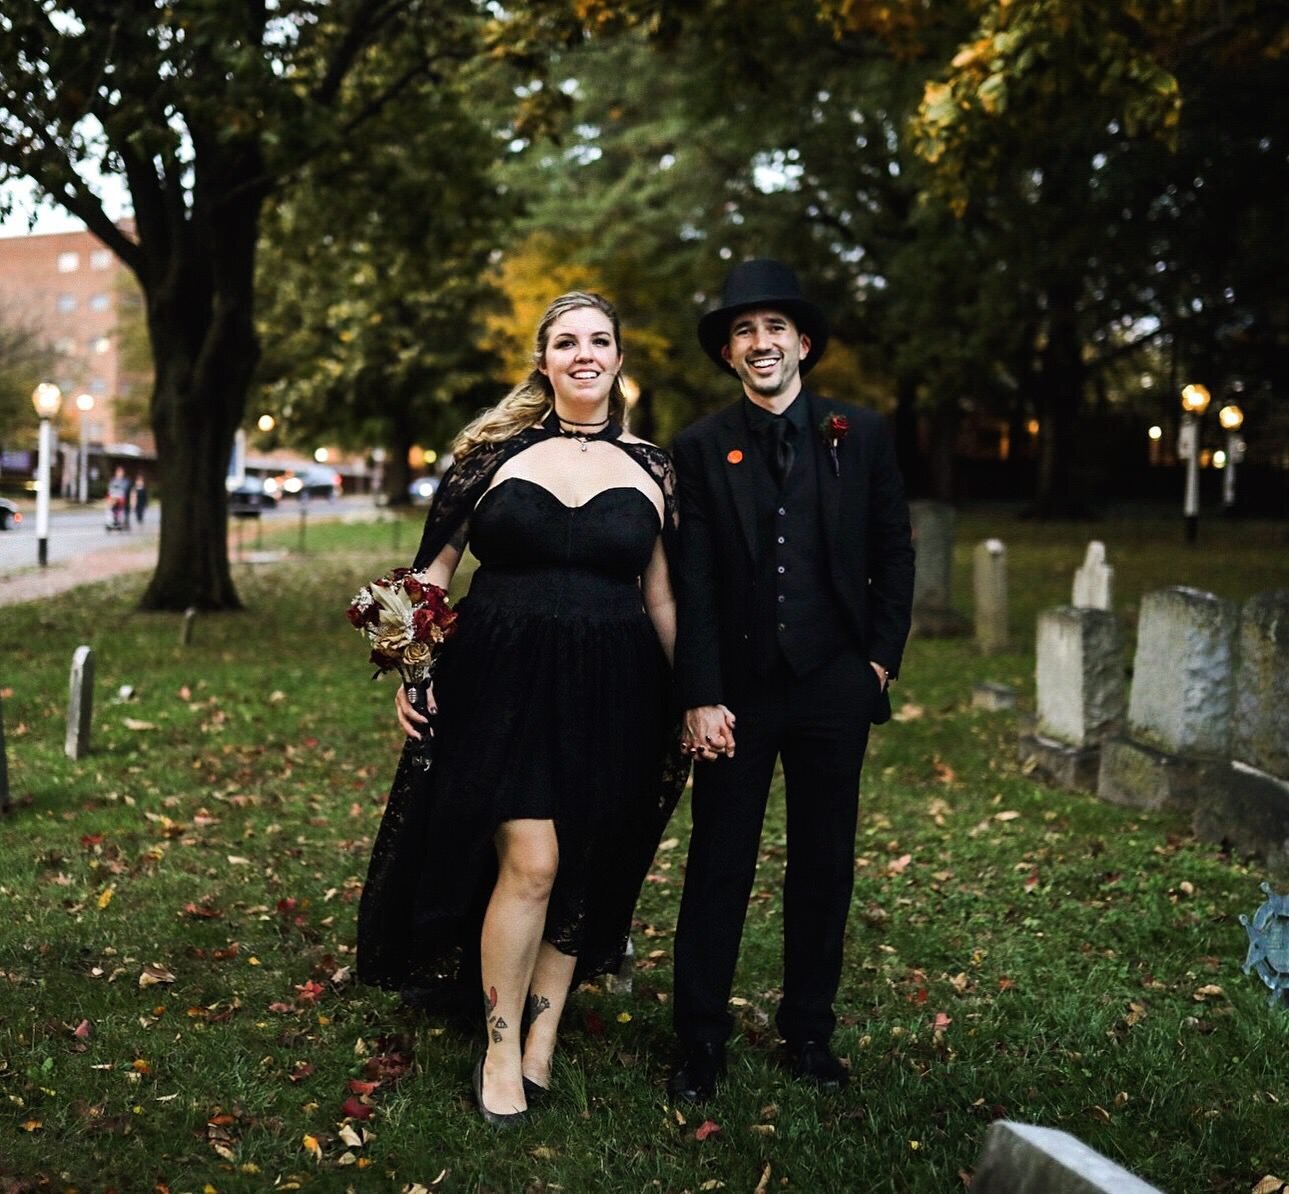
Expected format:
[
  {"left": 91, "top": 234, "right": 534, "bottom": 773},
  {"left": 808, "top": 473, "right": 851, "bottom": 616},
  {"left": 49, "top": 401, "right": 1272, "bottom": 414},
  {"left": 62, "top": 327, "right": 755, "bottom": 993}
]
[
  {"left": 667, "top": 1041, "right": 726, "bottom": 1104},
  {"left": 788, "top": 1040, "right": 849, "bottom": 1089}
]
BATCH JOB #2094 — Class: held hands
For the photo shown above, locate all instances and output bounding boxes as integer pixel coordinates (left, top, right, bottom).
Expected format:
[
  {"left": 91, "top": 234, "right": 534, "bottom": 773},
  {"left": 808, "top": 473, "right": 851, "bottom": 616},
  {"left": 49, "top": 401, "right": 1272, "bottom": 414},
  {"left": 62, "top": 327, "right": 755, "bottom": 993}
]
[
  {"left": 870, "top": 661, "right": 889, "bottom": 691},
  {"left": 682, "top": 705, "right": 737, "bottom": 762},
  {"left": 395, "top": 682, "right": 437, "bottom": 740}
]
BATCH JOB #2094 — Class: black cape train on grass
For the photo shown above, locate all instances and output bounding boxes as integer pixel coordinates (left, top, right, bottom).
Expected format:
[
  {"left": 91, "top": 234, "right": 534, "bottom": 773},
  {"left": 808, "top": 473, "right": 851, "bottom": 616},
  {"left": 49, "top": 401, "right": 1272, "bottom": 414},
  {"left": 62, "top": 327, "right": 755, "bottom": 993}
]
[{"left": 356, "top": 412, "right": 689, "bottom": 1008}]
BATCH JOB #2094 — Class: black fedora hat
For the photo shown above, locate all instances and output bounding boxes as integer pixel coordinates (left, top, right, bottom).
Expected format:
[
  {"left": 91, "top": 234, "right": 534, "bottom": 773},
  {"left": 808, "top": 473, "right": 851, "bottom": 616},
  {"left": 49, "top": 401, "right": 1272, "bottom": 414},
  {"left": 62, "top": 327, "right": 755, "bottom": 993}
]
[{"left": 697, "top": 258, "right": 829, "bottom": 375}]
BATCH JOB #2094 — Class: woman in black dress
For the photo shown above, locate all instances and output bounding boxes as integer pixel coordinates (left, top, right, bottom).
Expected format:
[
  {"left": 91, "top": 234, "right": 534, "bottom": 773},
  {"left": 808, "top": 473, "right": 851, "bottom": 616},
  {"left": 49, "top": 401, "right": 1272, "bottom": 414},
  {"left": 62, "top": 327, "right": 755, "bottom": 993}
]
[{"left": 357, "top": 293, "right": 686, "bottom": 1125}]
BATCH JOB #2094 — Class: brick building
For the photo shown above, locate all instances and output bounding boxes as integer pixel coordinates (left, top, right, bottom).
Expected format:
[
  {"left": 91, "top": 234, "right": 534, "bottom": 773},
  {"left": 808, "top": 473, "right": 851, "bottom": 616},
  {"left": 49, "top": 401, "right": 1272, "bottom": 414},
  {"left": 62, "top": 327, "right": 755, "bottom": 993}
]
[{"left": 0, "top": 222, "right": 150, "bottom": 456}]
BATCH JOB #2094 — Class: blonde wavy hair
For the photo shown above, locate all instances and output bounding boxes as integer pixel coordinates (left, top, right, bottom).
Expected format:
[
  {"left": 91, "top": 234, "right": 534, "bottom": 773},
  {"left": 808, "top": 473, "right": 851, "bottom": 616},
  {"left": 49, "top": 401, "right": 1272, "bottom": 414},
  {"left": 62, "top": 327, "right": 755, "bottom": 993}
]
[{"left": 454, "top": 291, "right": 628, "bottom": 457}]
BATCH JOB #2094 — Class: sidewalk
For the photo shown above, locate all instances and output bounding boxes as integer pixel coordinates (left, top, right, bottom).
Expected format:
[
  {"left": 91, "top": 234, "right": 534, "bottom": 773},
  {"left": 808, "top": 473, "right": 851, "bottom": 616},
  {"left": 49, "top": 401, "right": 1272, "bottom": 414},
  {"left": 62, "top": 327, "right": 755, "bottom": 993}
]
[{"left": 0, "top": 543, "right": 158, "bottom": 607}]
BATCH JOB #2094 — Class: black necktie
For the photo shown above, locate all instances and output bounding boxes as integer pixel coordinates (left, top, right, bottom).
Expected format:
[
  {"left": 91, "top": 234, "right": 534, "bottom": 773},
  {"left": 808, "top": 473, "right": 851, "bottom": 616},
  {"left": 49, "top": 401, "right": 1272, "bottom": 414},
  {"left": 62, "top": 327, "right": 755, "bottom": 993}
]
[{"left": 766, "top": 416, "right": 795, "bottom": 489}]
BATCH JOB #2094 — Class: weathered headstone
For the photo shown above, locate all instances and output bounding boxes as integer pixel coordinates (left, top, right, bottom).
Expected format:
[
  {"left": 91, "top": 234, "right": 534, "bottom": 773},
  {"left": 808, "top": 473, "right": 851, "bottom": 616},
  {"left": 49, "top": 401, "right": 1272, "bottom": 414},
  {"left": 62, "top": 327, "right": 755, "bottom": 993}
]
[
  {"left": 0, "top": 688, "right": 10, "bottom": 814},
  {"left": 1194, "top": 591, "right": 1289, "bottom": 876},
  {"left": 66, "top": 645, "right": 95, "bottom": 761},
  {"left": 1072, "top": 541, "right": 1114, "bottom": 610},
  {"left": 973, "top": 539, "right": 1009, "bottom": 655},
  {"left": 909, "top": 500, "right": 968, "bottom": 636},
  {"left": 180, "top": 607, "right": 197, "bottom": 646},
  {"left": 1018, "top": 607, "right": 1124, "bottom": 790},
  {"left": 973, "top": 1121, "right": 1165, "bottom": 1194},
  {"left": 973, "top": 682, "right": 1017, "bottom": 711},
  {"left": 1099, "top": 587, "right": 1236, "bottom": 812},
  {"left": 603, "top": 935, "right": 635, "bottom": 996}
]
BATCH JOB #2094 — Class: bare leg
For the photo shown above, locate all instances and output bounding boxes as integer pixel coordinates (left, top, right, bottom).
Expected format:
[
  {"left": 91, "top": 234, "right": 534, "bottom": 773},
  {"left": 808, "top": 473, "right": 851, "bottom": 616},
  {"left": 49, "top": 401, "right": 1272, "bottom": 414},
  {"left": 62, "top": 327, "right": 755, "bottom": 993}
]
[
  {"left": 522, "top": 942, "right": 577, "bottom": 1089},
  {"left": 479, "top": 819, "right": 558, "bottom": 1115}
]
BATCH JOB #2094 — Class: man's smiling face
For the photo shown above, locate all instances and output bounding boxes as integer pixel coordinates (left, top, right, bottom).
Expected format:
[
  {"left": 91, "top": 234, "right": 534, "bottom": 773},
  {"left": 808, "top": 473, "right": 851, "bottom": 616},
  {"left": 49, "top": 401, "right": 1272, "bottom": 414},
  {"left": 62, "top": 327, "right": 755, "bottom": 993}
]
[{"left": 721, "top": 307, "right": 811, "bottom": 403}]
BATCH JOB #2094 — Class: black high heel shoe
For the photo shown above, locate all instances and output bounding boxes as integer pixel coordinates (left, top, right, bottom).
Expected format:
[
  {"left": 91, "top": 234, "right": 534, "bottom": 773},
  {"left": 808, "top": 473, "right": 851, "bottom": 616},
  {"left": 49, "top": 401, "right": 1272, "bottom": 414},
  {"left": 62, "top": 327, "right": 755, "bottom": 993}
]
[
  {"left": 473, "top": 1055, "right": 527, "bottom": 1128},
  {"left": 522, "top": 1075, "right": 550, "bottom": 1106}
]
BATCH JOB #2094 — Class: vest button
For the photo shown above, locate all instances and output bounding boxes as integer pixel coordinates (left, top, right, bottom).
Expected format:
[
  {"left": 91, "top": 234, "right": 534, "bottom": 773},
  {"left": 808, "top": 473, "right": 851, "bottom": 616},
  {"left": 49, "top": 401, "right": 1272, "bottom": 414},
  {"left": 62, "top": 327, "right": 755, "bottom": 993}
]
[
  {"left": 777, "top": 507, "right": 786, "bottom": 516},
  {"left": 777, "top": 536, "right": 785, "bottom": 544},
  {"left": 777, "top": 622, "right": 786, "bottom": 631},
  {"left": 777, "top": 565, "right": 785, "bottom": 574},
  {"left": 777, "top": 595, "right": 785, "bottom": 603}
]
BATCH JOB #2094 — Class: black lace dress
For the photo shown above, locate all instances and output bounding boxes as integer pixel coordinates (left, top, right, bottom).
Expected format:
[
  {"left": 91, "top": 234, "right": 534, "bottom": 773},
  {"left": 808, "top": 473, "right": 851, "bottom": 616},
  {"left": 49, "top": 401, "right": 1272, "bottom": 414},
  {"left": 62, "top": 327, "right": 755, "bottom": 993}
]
[{"left": 357, "top": 417, "right": 688, "bottom": 999}]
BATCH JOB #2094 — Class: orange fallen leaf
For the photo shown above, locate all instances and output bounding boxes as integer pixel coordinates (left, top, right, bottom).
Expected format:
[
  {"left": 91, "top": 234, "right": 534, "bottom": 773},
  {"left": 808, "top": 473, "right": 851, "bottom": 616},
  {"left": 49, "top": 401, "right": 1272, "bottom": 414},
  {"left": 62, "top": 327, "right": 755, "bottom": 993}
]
[
  {"left": 302, "top": 1133, "right": 322, "bottom": 1160},
  {"left": 19, "top": 1119, "right": 42, "bottom": 1132},
  {"left": 694, "top": 1119, "right": 722, "bottom": 1141},
  {"left": 72, "top": 1019, "right": 93, "bottom": 1039}
]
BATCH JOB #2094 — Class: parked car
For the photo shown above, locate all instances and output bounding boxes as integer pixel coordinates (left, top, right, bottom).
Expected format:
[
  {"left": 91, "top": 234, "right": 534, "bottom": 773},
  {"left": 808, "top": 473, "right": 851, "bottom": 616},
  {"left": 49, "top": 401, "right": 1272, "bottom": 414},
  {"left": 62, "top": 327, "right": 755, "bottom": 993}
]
[
  {"left": 408, "top": 475, "right": 438, "bottom": 504},
  {"left": 227, "top": 477, "right": 279, "bottom": 516},
  {"left": 267, "top": 467, "right": 342, "bottom": 500},
  {"left": 0, "top": 497, "right": 21, "bottom": 530}
]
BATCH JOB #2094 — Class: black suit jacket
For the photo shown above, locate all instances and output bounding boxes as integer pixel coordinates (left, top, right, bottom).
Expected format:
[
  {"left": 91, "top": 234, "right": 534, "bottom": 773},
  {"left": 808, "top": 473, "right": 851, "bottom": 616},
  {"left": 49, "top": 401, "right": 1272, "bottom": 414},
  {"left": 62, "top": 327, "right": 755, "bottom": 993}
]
[{"left": 673, "top": 391, "right": 915, "bottom": 722}]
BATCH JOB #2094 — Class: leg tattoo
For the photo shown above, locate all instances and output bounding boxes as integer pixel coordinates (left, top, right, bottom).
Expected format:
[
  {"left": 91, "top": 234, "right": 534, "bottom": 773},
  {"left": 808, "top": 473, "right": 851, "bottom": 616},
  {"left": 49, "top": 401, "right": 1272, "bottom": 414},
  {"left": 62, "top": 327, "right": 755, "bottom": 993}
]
[
  {"left": 484, "top": 987, "right": 507, "bottom": 1043},
  {"left": 527, "top": 993, "right": 552, "bottom": 1022}
]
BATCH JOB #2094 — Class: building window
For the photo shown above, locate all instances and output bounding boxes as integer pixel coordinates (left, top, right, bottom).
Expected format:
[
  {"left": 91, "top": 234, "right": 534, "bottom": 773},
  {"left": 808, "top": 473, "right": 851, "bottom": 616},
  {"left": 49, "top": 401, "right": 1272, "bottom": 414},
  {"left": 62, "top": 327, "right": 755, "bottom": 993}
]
[
  {"left": 87, "top": 292, "right": 111, "bottom": 312},
  {"left": 91, "top": 336, "right": 111, "bottom": 354},
  {"left": 56, "top": 294, "right": 77, "bottom": 313},
  {"left": 89, "top": 377, "right": 107, "bottom": 394},
  {"left": 57, "top": 251, "right": 80, "bottom": 273},
  {"left": 90, "top": 249, "right": 113, "bottom": 270}
]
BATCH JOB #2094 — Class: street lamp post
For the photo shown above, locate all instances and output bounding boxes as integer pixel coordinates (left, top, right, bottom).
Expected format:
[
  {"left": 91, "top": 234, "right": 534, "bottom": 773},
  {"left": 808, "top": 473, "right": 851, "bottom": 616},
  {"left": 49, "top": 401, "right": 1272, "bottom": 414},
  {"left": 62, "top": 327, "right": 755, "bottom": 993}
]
[
  {"left": 31, "top": 382, "right": 63, "bottom": 567},
  {"left": 1218, "top": 403, "right": 1245, "bottom": 513},
  {"left": 75, "top": 392, "right": 95, "bottom": 504},
  {"left": 1179, "top": 383, "right": 1211, "bottom": 544}
]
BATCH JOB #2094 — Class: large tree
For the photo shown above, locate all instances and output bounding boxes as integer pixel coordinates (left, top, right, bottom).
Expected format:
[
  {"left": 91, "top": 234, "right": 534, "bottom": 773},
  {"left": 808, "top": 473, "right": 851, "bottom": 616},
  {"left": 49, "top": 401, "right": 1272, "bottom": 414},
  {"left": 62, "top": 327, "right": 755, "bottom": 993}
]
[{"left": 0, "top": 1, "right": 480, "bottom": 608}]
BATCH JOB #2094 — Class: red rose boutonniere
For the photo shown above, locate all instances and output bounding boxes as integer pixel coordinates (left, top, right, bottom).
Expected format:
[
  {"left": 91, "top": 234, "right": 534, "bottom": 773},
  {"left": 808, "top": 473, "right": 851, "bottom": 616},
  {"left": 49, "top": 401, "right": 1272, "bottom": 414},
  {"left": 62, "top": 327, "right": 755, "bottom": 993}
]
[{"left": 819, "top": 413, "right": 850, "bottom": 476}]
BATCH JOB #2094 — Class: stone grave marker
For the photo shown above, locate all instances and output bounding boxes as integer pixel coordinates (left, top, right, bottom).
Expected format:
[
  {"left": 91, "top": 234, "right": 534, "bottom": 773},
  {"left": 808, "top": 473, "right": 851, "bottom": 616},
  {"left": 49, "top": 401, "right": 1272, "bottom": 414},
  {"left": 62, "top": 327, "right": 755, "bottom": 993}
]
[
  {"left": 973, "top": 1121, "right": 1165, "bottom": 1194},
  {"left": 910, "top": 500, "right": 968, "bottom": 636},
  {"left": 1194, "top": 591, "right": 1289, "bottom": 876},
  {"left": 1018, "top": 607, "right": 1124, "bottom": 790},
  {"left": 1072, "top": 541, "right": 1114, "bottom": 610},
  {"left": 1099, "top": 587, "right": 1236, "bottom": 812},
  {"left": 66, "top": 645, "right": 95, "bottom": 761},
  {"left": 181, "top": 607, "right": 197, "bottom": 646},
  {"left": 973, "top": 539, "right": 1009, "bottom": 655},
  {"left": 973, "top": 682, "right": 1017, "bottom": 711}
]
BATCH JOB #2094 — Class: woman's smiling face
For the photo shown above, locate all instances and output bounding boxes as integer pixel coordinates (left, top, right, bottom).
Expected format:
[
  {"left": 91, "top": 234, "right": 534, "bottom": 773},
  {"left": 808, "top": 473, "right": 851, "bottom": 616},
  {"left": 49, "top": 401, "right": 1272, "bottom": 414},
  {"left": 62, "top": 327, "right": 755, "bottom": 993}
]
[{"left": 539, "top": 307, "right": 623, "bottom": 409}]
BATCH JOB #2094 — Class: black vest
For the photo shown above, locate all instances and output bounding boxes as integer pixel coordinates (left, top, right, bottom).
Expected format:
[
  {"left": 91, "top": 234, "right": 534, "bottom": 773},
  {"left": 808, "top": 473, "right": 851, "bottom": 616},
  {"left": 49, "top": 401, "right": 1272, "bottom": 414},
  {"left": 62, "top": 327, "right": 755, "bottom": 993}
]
[{"left": 750, "top": 419, "right": 853, "bottom": 676}]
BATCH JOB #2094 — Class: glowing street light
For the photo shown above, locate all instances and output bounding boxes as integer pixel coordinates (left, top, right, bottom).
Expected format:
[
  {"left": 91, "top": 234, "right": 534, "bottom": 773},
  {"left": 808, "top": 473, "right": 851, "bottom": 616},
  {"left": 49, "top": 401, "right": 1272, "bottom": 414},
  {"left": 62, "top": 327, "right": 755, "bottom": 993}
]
[
  {"left": 1178, "top": 383, "right": 1210, "bottom": 543},
  {"left": 1218, "top": 403, "right": 1245, "bottom": 512},
  {"left": 31, "top": 382, "right": 63, "bottom": 566},
  {"left": 257, "top": 414, "right": 276, "bottom": 433},
  {"left": 74, "top": 393, "right": 95, "bottom": 504}
]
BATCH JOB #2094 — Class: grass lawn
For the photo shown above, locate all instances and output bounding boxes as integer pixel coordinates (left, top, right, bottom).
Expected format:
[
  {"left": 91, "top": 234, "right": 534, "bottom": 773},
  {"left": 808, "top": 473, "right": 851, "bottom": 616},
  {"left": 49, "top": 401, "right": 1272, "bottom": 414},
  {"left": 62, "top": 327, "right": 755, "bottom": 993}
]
[{"left": 1, "top": 506, "right": 1287, "bottom": 1193}]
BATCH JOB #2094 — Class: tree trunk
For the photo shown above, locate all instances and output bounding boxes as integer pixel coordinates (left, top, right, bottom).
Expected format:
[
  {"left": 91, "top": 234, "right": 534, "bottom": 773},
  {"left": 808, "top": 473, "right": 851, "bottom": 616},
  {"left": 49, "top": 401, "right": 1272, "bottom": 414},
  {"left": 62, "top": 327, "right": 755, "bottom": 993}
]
[
  {"left": 893, "top": 373, "right": 922, "bottom": 496},
  {"left": 1030, "top": 279, "right": 1087, "bottom": 519},
  {"left": 927, "top": 392, "right": 958, "bottom": 502},
  {"left": 138, "top": 189, "right": 263, "bottom": 611},
  {"left": 384, "top": 405, "right": 416, "bottom": 509}
]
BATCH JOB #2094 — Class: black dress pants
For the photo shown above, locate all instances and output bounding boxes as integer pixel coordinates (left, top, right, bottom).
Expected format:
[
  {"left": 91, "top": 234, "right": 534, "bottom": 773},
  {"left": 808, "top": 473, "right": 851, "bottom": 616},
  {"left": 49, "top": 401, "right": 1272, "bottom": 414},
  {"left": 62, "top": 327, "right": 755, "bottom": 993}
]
[{"left": 673, "top": 648, "right": 879, "bottom": 1047}]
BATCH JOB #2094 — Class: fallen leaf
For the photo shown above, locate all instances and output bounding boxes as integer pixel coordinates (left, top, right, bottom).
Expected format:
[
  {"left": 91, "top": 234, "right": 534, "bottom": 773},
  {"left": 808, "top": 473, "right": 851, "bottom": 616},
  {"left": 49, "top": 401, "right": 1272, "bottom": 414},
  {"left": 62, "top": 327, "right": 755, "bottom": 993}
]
[
  {"left": 933, "top": 1012, "right": 952, "bottom": 1030},
  {"left": 123, "top": 718, "right": 158, "bottom": 731},
  {"left": 1088, "top": 1105, "right": 1111, "bottom": 1124},
  {"left": 530, "top": 1145, "right": 557, "bottom": 1160},
  {"left": 19, "top": 1119, "right": 42, "bottom": 1132},
  {"left": 97, "top": 887, "right": 115, "bottom": 910},
  {"left": 1252, "top": 1177, "right": 1288, "bottom": 1194},
  {"left": 886, "top": 853, "right": 913, "bottom": 875},
  {"left": 694, "top": 1119, "right": 722, "bottom": 1142},
  {"left": 338, "top": 1123, "right": 365, "bottom": 1148},
  {"left": 753, "top": 1163, "right": 773, "bottom": 1194},
  {"left": 1192, "top": 984, "right": 1225, "bottom": 1002},
  {"left": 994, "top": 810, "right": 1021, "bottom": 822},
  {"left": 138, "top": 964, "right": 176, "bottom": 988},
  {"left": 347, "top": 1078, "right": 380, "bottom": 1096},
  {"left": 748, "top": 1123, "right": 775, "bottom": 1136},
  {"left": 302, "top": 1133, "right": 322, "bottom": 1160},
  {"left": 892, "top": 703, "right": 924, "bottom": 721},
  {"left": 341, "top": 1096, "right": 374, "bottom": 1120},
  {"left": 72, "top": 1019, "right": 93, "bottom": 1039}
]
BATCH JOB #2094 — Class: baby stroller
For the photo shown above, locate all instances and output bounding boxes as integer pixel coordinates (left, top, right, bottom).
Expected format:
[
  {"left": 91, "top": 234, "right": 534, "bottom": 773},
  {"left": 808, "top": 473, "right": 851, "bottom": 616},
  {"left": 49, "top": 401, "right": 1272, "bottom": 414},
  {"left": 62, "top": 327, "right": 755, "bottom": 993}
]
[{"left": 105, "top": 492, "right": 130, "bottom": 531}]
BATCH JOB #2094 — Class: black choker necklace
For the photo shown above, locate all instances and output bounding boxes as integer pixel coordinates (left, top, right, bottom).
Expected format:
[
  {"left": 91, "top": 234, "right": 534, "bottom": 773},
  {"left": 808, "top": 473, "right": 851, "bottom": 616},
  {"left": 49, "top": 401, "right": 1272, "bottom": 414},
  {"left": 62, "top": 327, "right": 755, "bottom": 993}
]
[
  {"left": 555, "top": 411, "right": 611, "bottom": 451},
  {"left": 556, "top": 414, "right": 610, "bottom": 428}
]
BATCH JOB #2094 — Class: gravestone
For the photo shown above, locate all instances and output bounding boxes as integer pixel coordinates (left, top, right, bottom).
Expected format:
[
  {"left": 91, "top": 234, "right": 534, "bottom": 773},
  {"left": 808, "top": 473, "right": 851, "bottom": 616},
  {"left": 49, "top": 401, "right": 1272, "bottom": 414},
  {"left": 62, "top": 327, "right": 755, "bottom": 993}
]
[
  {"left": 181, "top": 607, "right": 197, "bottom": 646},
  {"left": 973, "top": 682, "right": 1017, "bottom": 712},
  {"left": 603, "top": 935, "right": 634, "bottom": 996},
  {"left": 973, "top": 1122, "right": 1165, "bottom": 1194},
  {"left": 1018, "top": 607, "right": 1124, "bottom": 790},
  {"left": 973, "top": 539, "right": 1009, "bottom": 655},
  {"left": 66, "top": 645, "right": 95, "bottom": 761},
  {"left": 1099, "top": 587, "right": 1236, "bottom": 813},
  {"left": 1072, "top": 541, "right": 1114, "bottom": 610},
  {"left": 909, "top": 500, "right": 968, "bottom": 636},
  {"left": 1194, "top": 591, "right": 1289, "bottom": 876},
  {"left": 0, "top": 689, "right": 10, "bottom": 814}
]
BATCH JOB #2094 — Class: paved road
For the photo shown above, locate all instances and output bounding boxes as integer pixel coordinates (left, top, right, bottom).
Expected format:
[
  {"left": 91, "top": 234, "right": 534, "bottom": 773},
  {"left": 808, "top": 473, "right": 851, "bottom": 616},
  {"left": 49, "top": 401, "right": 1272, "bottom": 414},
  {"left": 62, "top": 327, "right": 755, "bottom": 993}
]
[{"left": 0, "top": 496, "right": 381, "bottom": 607}]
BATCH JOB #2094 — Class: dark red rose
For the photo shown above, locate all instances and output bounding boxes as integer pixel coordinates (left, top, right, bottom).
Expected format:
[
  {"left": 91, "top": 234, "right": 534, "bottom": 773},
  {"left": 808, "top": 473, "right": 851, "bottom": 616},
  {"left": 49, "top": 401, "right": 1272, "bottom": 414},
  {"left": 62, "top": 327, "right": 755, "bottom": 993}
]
[
  {"left": 403, "top": 575, "right": 424, "bottom": 603},
  {"left": 345, "top": 604, "right": 365, "bottom": 628}
]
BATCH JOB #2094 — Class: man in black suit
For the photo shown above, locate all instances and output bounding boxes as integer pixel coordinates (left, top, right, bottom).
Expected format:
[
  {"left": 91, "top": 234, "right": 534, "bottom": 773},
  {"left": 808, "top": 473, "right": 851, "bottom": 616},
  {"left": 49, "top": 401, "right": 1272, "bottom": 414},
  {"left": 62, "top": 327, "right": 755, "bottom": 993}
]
[{"left": 669, "top": 259, "right": 915, "bottom": 1101}]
